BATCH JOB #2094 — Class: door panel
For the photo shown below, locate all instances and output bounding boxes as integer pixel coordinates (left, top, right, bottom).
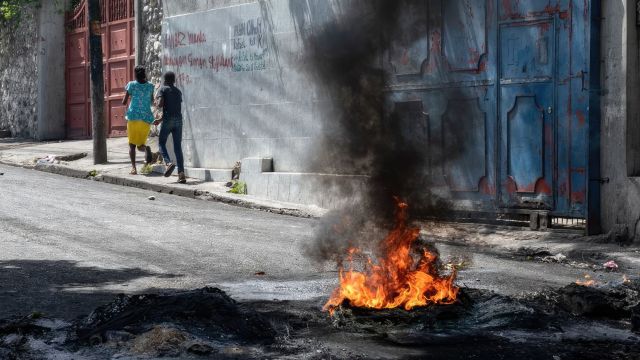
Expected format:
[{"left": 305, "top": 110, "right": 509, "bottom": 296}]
[
  {"left": 109, "top": 23, "right": 128, "bottom": 58},
  {"left": 442, "top": 0, "right": 487, "bottom": 71},
  {"left": 108, "top": 99, "right": 127, "bottom": 135},
  {"left": 386, "top": 0, "right": 595, "bottom": 223},
  {"left": 498, "top": 18, "right": 556, "bottom": 209},
  {"left": 499, "top": 20, "right": 554, "bottom": 81},
  {"left": 500, "top": 88, "right": 553, "bottom": 208},
  {"left": 67, "top": 104, "right": 88, "bottom": 139},
  {"left": 66, "top": 0, "right": 135, "bottom": 139},
  {"left": 442, "top": 98, "right": 488, "bottom": 192}
]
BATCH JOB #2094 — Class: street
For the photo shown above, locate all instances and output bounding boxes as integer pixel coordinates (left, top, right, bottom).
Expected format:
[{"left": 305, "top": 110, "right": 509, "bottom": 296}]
[
  {"left": 0, "top": 164, "right": 326, "bottom": 319},
  {"left": 0, "top": 164, "right": 629, "bottom": 319},
  {"left": 1, "top": 165, "right": 639, "bottom": 359}
]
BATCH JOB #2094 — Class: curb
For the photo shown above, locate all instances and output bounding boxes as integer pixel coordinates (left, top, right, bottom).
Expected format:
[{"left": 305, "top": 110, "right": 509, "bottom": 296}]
[
  {"left": 196, "top": 192, "right": 317, "bottom": 218},
  {"left": 97, "top": 174, "right": 198, "bottom": 199},
  {"left": 0, "top": 160, "right": 320, "bottom": 219}
]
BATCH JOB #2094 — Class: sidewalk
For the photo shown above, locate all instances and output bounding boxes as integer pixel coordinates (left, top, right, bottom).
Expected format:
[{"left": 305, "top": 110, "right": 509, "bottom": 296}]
[
  {"left": 420, "top": 220, "right": 640, "bottom": 275},
  {"left": 0, "top": 137, "right": 326, "bottom": 218}
]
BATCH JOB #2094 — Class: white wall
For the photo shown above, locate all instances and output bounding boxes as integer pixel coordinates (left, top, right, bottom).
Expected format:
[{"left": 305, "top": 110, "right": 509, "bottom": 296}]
[
  {"left": 163, "top": 0, "right": 327, "bottom": 173},
  {"left": 600, "top": 0, "right": 640, "bottom": 240}
]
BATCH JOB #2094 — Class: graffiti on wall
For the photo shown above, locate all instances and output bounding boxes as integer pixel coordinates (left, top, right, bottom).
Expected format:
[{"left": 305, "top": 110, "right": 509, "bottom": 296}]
[
  {"left": 231, "top": 17, "right": 268, "bottom": 72},
  {"left": 162, "top": 15, "right": 269, "bottom": 84}
]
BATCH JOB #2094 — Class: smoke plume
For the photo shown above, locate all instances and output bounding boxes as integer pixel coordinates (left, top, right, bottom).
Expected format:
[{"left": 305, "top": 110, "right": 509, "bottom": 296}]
[{"left": 289, "top": 0, "right": 470, "bottom": 263}]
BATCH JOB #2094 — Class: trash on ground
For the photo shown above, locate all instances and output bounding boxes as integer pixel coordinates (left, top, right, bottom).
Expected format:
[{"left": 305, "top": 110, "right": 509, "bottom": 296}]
[
  {"left": 55, "top": 153, "right": 87, "bottom": 162},
  {"left": 542, "top": 253, "right": 567, "bottom": 263},
  {"left": 35, "top": 155, "right": 59, "bottom": 165},
  {"left": 228, "top": 181, "right": 247, "bottom": 195},
  {"left": 604, "top": 260, "right": 619, "bottom": 270},
  {"left": 140, "top": 164, "right": 154, "bottom": 175}
]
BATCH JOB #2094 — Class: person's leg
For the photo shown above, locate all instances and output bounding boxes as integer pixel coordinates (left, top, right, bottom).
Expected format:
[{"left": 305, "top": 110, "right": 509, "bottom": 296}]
[
  {"left": 144, "top": 145, "right": 152, "bottom": 164},
  {"left": 172, "top": 121, "right": 186, "bottom": 183},
  {"left": 129, "top": 144, "right": 137, "bottom": 174},
  {"left": 173, "top": 120, "right": 184, "bottom": 174},
  {"left": 158, "top": 121, "right": 172, "bottom": 165}
]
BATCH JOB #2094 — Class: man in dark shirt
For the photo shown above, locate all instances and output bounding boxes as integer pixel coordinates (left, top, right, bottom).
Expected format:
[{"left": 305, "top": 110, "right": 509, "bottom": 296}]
[{"left": 155, "top": 71, "right": 186, "bottom": 183}]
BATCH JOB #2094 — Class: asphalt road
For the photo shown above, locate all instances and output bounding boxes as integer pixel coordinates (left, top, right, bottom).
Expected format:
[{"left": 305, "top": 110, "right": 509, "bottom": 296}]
[
  {"left": 0, "top": 164, "right": 621, "bottom": 320},
  {"left": 0, "top": 164, "right": 329, "bottom": 319}
]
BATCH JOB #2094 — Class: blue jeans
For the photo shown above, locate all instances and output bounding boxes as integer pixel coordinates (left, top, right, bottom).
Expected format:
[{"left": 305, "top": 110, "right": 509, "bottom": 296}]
[{"left": 159, "top": 116, "right": 184, "bottom": 173}]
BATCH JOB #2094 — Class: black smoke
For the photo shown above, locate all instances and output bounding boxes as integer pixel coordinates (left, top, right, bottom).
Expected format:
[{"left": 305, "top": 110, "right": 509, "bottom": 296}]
[{"left": 288, "top": 0, "right": 470, "bottom": 263}]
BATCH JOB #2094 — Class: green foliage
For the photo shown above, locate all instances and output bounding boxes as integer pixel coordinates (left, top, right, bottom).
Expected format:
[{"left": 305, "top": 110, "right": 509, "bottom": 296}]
[
  {"left": 1, "top": 0, "right": 71, "bottom": 24},
  {"left": 228, "top": 181, "right": 247, "bottom": 195},
  {"left": 140, "top": 164, "right": 154, "bottom": 175},
  {"left": 88, "top": 169, "right": 98, "bottom": 177},
  {"left": 0, "top": 0, "right": 39, "bottom": 22}
]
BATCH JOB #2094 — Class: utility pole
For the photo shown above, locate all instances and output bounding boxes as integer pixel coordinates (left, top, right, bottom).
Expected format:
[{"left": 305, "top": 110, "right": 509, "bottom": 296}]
[{"left": 88, "top": 0, "right": 107, "bottom": 164}]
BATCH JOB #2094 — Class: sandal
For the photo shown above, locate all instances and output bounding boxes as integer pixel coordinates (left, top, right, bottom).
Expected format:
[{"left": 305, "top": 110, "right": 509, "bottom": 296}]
[
  {"left": 164, "top": 163, "right": 176, "bottom": 177},
  {"left": 130, "top": 167, "right": 137, "bottom": 175}
]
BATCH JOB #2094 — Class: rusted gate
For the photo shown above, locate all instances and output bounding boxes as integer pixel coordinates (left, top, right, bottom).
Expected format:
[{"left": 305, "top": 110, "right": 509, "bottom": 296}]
[
  {"left": 65, "top": 0, "right": 135, "bottom": 139},
  {"left": 388, "top": 0, "right": 600, "bottom": 233}
]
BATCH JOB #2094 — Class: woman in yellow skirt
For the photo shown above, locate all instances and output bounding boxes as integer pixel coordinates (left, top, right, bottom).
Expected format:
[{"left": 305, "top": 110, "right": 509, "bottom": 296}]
[{"left": 122, "top": 65, "right": 156, "bottom": 175}]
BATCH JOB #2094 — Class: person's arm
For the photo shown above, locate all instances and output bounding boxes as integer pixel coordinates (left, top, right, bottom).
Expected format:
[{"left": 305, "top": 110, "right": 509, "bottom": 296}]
[
  {"left": 155, "top": 86, "right": 165, "bottom": 108},
  {"left": 122, "top": 82, "right": 130, "bottom": 105}
]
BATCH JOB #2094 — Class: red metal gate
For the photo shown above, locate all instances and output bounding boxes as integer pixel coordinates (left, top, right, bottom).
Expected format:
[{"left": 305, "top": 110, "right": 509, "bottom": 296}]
[{"left": 65, "top": 0, "right": 135, "bottom": 139}]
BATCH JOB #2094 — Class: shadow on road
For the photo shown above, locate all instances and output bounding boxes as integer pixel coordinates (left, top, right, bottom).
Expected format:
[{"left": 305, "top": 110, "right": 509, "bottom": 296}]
[{"left": 0, "top": 260, "right": 181, "bottom": 320}]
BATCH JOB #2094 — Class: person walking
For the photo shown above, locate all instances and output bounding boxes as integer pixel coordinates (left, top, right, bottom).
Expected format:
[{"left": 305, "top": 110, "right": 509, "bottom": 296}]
[
  {"left": 122, "top": 65, "right": 154, "bottom": 175},
  {"left": 156, "top": 71, "right": 186, "bottom": 184}
]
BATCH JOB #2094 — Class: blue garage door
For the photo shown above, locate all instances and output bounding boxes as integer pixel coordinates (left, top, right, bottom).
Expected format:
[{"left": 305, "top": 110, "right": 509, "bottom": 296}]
[{"left": 387, "top": 0, "right": 600, "bottom": 232}]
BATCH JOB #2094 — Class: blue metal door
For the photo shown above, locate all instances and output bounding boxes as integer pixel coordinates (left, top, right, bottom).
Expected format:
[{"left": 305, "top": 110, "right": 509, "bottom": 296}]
[
  {"left": 498, "top": 9, "right": 561, "bottom": 211},
  {"left": 387, "top": 0, "right": 599, "bottom": 231}
]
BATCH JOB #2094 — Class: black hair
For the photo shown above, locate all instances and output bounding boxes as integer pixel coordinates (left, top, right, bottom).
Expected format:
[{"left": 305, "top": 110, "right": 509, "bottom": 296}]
[
  {"left": 163, "top": 71, "right": 176, "bottom": 86},
  {"left": 134, "top": 65, "right": 147, "bottom": 83}
]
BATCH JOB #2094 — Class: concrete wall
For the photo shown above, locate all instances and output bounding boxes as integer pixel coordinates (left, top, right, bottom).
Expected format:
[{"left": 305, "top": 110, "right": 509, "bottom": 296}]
[
  {"left": 0, "top": 5, "right": 40, "bottom": 138},
  {"left": 600, "top": 0, "right": 640, "bottom": 240},
  {"left": 162, "top": 0, "right": 362, "bottom": 206},
  {"left": 162, "top": 0, "right": 326, "bottom": 173},
  {"left": 0, "top": 1, "right": 66, "bottom": 140},
  {"left": 36, "top": 0, "right": 67, "bottom": 140},
  {"left": 140, "top": 0, "right": 164, "bottom": 84}
]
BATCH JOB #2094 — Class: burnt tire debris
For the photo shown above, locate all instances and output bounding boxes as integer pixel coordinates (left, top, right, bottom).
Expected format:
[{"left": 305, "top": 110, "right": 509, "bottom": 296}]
[
  {"left": 0, "top": 284, "right": 639, "bottom": 359},
  {"left": 76, "top": 287, "right": 276, "bottom": 344}
]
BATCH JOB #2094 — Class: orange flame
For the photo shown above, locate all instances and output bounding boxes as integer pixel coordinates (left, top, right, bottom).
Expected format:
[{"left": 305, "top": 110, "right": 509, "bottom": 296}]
[
  {"left": 576, "top": 274, "right": 596, "bottom": 287},
  {"left": 323, "top": 200, "right": 458, "bottom": 314}
]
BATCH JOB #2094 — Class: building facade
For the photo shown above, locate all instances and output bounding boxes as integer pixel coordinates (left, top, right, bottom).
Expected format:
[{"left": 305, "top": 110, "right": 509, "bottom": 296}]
[{"left": 1, "top": 0, "right": 639, "bottom": 239}]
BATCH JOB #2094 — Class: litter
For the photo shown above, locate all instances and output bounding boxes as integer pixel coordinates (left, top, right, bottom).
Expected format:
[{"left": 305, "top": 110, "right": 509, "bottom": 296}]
[{"left": 35, "top": 155, "right": 59, "bottom": 165}]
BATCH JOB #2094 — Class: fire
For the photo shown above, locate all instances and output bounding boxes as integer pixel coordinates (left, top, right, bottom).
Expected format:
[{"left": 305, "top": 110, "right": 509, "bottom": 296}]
[
  {"left": 323, "top": 200, "right": 458, "bottom": 314},
  {"left": 576, "top": 274, "right": 596, "bottom": 287}
]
